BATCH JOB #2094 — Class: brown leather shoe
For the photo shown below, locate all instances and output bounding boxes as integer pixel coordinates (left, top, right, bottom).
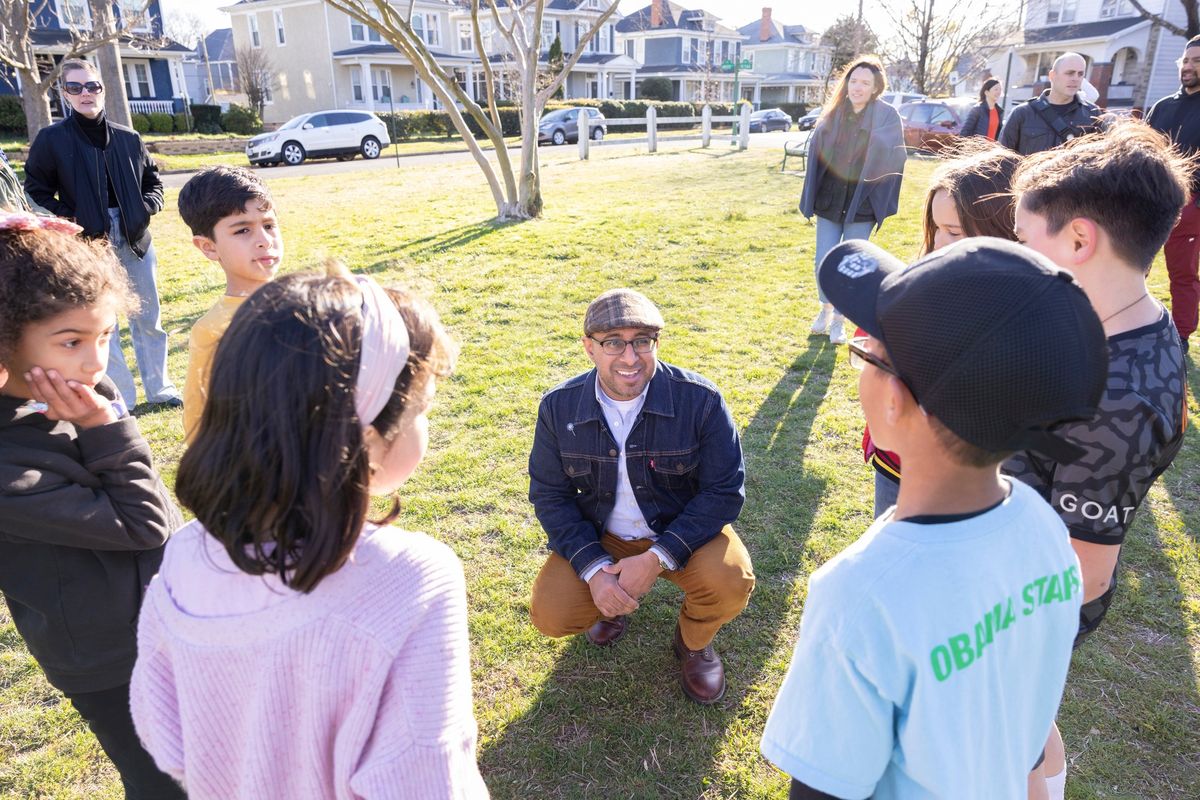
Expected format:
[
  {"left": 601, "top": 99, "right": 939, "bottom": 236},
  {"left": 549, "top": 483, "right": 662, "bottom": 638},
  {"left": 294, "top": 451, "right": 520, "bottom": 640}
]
[
  {"left": 673, "top": 624, "right": 726, "bottom": 704},
  {"left": 584, "top": 615, "right": 627, "bottom": 647}
]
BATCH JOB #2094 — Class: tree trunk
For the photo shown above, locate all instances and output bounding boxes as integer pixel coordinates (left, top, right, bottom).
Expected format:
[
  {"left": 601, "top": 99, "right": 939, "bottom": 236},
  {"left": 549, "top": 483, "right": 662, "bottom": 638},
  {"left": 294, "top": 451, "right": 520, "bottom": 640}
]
[
  {"left": 515, "top": 51, "right": 542, "bottom": 220},
  {"left": 19, "top": 69, "right": 52, "bottom": 141},
  {"left": 1135, "top": 20, "right": 1162, "bottom": 113},
  {"left": 89, "top": 0, "right": 132, "bottom": 128}
]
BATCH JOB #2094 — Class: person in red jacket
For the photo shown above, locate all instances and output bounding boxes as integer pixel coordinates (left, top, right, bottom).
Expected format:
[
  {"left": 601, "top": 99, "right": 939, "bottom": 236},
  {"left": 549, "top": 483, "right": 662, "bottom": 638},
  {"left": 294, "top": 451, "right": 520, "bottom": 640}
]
[{"left": 864, "top": 142, "right": 1023, "bottom": 516}]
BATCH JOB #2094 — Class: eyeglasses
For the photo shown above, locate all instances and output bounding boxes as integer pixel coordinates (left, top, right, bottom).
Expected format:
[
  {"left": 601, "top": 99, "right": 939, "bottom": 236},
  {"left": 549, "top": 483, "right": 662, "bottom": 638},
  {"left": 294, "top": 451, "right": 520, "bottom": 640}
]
[
  {"left": 847, "top": 337, "right": 899, "bottom": 378},
  {"left": 63, "top": 81, "right": 103, "bottom": 96},
  {"left": 588, "top": 334, "right": 658, "bottom": 356}
]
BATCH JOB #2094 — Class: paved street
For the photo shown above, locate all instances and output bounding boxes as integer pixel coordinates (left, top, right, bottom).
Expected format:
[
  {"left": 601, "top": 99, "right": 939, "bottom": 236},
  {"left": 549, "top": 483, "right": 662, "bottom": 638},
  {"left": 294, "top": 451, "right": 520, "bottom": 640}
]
[{"left": 160, "top": 129, "right": 800, "bottom": 188}]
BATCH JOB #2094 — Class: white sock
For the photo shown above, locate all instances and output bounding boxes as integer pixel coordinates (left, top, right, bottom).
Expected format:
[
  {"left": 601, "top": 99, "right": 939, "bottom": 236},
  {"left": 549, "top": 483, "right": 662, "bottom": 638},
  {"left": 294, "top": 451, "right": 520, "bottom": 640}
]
[{"left": 1045, "top": 767, "right": 1066, "bottom": 800}]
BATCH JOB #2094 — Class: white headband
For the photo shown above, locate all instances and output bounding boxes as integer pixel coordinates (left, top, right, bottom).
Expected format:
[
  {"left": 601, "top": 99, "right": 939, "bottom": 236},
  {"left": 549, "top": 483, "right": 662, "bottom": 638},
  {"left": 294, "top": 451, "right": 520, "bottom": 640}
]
[{"left": 353, "top": 276, "right": 410, "bottom": 428}]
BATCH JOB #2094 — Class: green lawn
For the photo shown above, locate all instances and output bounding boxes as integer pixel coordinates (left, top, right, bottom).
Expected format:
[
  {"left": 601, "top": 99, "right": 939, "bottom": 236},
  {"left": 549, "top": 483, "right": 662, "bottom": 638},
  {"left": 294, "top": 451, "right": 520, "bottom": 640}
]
[{"left": 0, "top": 144, "right": 1197, "bottom": 800}]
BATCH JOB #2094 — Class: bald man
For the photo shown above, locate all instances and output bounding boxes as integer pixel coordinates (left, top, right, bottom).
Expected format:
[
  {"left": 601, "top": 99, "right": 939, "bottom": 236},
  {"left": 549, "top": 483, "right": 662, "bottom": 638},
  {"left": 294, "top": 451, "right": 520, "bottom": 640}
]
[{"left": 1000, "top": 52, "right": 1103, "bottom": 156}]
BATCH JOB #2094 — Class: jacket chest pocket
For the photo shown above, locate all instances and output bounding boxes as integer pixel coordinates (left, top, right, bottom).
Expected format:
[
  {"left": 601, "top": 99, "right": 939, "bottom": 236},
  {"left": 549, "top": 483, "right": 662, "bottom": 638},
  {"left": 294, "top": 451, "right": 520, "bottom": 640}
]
[
  {"left": 562, "top": 455, "right": 598, "bottom": 490},
  {"left": 650, "top": 450, "right": 700, "bottom": 490}
]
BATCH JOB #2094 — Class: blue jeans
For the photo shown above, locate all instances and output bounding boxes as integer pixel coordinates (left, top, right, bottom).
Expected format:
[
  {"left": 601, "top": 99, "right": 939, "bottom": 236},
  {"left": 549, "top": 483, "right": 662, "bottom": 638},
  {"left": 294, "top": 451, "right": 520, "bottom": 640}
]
[
  {"left": 105, "top": 208, "right": 179, "bottom": 405},
  {"left": 814, "top": 216, "right": 875, "bottom": 303},
  {"left": 873, "top": 469, "right": 900, "bottom": 519}
]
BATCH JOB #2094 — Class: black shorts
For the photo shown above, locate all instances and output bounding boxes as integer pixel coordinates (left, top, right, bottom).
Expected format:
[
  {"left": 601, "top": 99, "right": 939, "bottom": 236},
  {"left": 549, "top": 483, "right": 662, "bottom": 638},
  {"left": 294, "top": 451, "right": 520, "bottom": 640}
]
[{"left": 1073, "top": 567, "right": 1118, "bottom": 649}]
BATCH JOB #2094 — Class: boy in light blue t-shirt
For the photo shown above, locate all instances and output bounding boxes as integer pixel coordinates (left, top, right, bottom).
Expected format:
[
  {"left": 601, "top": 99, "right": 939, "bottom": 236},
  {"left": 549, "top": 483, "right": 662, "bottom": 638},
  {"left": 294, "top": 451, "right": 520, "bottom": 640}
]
[{"left": 761, "top": 238, "right": 1110, "bottom": 799}]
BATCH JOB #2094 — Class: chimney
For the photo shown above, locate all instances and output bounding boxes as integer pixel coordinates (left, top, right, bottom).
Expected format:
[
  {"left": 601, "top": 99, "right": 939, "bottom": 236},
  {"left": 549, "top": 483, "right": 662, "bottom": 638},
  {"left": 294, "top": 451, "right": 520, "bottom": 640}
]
[
  {"left": 760, "top": 8, "right": 772, "bottom": 42},
  {"left": 651, "top": 0, "right": 664, "bottom": 27}
]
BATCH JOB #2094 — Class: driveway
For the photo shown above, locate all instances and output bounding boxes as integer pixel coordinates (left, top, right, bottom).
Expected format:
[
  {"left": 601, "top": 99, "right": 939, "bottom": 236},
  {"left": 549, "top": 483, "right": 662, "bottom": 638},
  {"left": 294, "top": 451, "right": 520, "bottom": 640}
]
[{"left": 160, "top": 129, "right": 799, "bottom": 188}]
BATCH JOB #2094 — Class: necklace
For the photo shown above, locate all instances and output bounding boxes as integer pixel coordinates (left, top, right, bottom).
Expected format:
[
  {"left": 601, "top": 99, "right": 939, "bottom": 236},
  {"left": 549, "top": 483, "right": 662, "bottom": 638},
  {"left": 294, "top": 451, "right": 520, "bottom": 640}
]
[{"left": 1101, "top": 292, "right": 1149, "bottom": 325}]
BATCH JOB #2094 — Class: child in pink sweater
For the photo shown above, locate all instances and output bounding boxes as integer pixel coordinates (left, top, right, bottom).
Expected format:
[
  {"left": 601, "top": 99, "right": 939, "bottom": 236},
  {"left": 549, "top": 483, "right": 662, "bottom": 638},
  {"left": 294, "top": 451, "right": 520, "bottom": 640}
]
[{"left": 130, "top": 270, "right": 488, "bottom": 799}]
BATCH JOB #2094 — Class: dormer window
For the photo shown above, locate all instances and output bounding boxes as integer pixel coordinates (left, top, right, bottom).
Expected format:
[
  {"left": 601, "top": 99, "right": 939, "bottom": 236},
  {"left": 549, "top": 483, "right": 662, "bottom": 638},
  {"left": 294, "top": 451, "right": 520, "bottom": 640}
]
[{"left": 56, "top": 0, "right": 90, "bottom": 29}]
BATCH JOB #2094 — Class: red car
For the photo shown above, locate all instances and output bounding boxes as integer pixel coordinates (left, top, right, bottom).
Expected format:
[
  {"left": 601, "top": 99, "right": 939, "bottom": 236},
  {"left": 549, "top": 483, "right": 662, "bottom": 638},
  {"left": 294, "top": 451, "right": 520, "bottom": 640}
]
[{"left": 898, "top": 100, "right": 973, "bottom": 152}]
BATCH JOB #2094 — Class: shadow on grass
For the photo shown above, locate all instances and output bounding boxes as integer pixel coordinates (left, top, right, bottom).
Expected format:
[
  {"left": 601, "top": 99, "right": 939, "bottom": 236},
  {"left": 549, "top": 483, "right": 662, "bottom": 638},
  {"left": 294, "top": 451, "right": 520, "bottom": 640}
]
[
  {"left": 477, "top": 339, "right": 837, "bottom": 799},
  {"left": 1058, "top": 505, "right": 1200, "bottom": 797},
  {"left": 391, "top": 219, "right": 516, "bottom": 261}
]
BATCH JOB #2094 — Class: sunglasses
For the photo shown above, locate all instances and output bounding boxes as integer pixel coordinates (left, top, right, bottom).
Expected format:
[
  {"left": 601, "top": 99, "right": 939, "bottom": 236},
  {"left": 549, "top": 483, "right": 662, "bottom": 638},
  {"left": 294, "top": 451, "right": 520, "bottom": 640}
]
[{"left": 62, "top": 81, "right": 104, "bottom": 96}]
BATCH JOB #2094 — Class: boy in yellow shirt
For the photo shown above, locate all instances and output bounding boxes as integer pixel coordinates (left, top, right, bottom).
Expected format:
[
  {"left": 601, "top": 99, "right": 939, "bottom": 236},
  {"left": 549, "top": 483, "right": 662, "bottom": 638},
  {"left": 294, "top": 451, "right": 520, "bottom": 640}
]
[{"left": 179, "top": 167, "right": 282, "bottom": 439}]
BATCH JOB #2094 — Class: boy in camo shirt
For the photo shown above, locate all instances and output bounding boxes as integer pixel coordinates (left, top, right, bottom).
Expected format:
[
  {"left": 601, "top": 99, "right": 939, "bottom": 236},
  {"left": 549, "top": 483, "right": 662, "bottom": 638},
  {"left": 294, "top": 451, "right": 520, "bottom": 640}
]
[{"left": 1009, "top": 120, "right": 1190, "bottom": 800}]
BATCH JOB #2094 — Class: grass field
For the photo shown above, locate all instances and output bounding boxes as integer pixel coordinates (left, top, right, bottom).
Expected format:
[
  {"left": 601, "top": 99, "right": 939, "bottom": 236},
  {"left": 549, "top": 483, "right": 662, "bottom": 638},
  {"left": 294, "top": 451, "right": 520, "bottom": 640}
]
[{"left": 0, "top": 142, "right": 1197, "bottom": 800}]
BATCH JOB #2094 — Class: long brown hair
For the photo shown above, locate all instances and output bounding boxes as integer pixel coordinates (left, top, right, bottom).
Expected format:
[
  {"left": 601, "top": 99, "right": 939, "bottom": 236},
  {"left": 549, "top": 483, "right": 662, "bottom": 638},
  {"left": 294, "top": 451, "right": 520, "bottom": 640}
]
[
  {"left": 921, "top": 140, "right": 1022, "bottom": 255},
  {"left": 176, "top": 270, "right": 456, "bottom": 593},
  {"left": 820, "top": 55, "right": 888, "bottom": 122}
]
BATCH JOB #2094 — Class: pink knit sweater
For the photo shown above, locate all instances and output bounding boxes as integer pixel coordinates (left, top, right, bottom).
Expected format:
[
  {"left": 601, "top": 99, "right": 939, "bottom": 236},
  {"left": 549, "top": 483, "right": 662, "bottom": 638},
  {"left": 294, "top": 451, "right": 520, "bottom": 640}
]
[{"left": 130, "top": 520, "right": 489, "bottom": 799}]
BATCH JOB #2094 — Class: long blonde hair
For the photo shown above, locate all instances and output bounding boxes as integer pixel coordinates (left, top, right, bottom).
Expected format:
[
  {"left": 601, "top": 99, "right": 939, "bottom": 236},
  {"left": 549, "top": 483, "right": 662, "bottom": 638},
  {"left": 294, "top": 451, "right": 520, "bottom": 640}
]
[{"left": 820, "top": 55, "right": 888, "bottom": 123}]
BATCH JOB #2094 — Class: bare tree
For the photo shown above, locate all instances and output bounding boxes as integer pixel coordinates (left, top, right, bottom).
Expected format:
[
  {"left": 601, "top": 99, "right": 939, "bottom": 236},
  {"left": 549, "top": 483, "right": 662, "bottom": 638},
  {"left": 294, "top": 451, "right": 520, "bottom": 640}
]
[
  {"left": 163, "top": 9, "right": 207, "bottom": 49},
  {"left": 881, "top": 0, "right": 1019, "bottom": 96},
  {"left": 0, "top": 0, "right": 155, "bottom": 139},
  {"left": 1127, "top": 0, "right": 1198, "bottom": 39},
  {"left": 234, "top": 46, "right": 276, "bottom": 118},
  {"left": 322, "top": 0, "right": 621, "bottom": 220},
  {"left": 89, "top": 0, "right": 132, "bottom": 127},
  {"left": 821, "top": 13, "right": 880, "bottom": 94}
]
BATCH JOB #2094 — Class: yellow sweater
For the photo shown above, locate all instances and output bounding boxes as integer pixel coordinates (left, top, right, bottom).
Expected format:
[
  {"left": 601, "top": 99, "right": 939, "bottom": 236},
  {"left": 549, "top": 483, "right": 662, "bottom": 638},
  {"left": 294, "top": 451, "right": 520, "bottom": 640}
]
[{"left": 183, "top": 295, "right": 246, "bottom": 440}]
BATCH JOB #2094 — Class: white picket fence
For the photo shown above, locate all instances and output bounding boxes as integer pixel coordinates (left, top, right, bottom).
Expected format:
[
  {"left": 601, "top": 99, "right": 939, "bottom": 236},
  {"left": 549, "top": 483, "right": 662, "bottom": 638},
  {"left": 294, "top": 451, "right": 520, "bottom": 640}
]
[
  {"left": 576, "top": 104, "right": 752, "bottom": 160},
  {"left": 130, "top": 100, "right": 176, "bottom": 115}
]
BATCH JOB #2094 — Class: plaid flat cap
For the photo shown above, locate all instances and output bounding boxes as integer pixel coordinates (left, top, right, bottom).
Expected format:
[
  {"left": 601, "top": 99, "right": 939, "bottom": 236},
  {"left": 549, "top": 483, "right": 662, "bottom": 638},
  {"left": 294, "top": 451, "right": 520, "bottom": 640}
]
[{"left": 584, "top": 288, "right": 665, "bottom": 334}]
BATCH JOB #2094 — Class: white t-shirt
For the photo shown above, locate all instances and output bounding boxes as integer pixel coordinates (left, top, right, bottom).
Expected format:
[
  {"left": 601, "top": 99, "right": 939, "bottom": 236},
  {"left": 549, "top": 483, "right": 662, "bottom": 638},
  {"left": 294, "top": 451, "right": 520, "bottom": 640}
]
[{"left": 761, "top": 479, "right": 1081, "bottom": 799}]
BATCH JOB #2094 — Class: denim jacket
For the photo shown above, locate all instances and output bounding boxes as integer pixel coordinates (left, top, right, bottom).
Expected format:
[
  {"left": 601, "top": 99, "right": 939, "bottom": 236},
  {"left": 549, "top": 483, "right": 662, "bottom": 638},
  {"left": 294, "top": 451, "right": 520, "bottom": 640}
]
[{"left": 528, "top": 361, "right": 745, "bottom": 578}]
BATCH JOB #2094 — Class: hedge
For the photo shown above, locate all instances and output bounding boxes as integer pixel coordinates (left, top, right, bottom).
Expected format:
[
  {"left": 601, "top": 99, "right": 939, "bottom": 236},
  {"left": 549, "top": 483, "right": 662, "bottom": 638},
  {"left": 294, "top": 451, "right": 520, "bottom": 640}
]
[
  {"left": 220, "top": 104, "right": 261, "bottom": 135},
  {"left": 172, "top": 112, "right": 190, "bottom": 133},
  {"left": 0, "top": 96, "right": 25, "bottom": 133},
  {"left": 148, "top": 112, "right": 173, "bottom": 133},
  {"left": 373, "top": 99, "right": 746, "bottom": 143},
  {"left": 131, "top": 113, "right": 150, "bottom": 134},
  {"left": 190, "top": 104, "right": 222, "bottom": 130}
]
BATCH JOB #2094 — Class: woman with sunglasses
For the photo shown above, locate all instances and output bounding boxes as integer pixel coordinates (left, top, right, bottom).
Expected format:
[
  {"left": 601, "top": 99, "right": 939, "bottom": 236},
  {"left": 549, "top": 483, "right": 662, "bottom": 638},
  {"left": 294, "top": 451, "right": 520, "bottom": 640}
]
[{"left": 24, "top": 58, "right": 183, "bottom": 412}]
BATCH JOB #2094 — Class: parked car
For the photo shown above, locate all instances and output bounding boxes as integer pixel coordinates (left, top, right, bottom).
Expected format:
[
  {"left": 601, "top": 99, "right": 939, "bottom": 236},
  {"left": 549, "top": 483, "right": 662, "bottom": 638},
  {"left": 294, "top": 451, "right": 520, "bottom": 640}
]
[
  {"left": 797, "top": 107, "right": 821, "bottom": 131},
  {"left": 748, "top": 108, "right": 793, "bottom": 133},
  {"left": 538, "top": 107, "right": 607, "bottom": 145},
  {"left": 246, "top": 110, "right": 391, "bottom": 167},
  {"left": 881, "top": 91, "right": 927, "bottom": 108},
  {"left": 898, "top": 99, "right": 970, "bottom": 152}
]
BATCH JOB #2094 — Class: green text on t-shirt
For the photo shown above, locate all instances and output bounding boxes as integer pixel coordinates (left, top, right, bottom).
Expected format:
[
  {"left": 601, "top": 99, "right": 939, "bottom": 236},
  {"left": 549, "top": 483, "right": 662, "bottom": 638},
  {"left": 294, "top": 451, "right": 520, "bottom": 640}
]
[{"left": 930, "top": 565, "right": 1080, "bottom": 682}]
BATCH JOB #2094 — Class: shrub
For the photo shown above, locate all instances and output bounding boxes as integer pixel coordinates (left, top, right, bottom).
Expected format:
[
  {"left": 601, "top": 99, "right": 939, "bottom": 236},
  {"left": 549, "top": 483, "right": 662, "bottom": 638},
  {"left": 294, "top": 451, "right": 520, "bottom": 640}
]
[
  {"left": 190, "top": 103, "right": 222, "bottom": 130},
  {"left": 638, "top": 77, "right": 674, "bottom": 101},
  {"left": 147, "top": 112, "right": 173, "bottom": 133},
  {"left": 220, "top": 104, "right": 261, "bottom": 135},
  {"left": 172, "top": 112, "right": 190, "bottom": 133},
  {"left": 0, "top": 96, "right": 26, "bottom": 133},
  {"left": 196, "top": 122, "right": 222, "bottom": 135},
  {"left": 131, "top": 113, "right": 151, "bottom": 134},
  {"left": 776, "top": 102, "right": 809, "bottom": 121}
]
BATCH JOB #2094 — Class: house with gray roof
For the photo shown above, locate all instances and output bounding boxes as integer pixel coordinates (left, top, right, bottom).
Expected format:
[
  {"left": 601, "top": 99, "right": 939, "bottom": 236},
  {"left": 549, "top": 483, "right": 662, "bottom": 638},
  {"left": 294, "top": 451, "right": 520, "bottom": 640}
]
[
  {"left": 183, "top": 28, "right": 243, "bottom": 106},
  {"left": 737, "top": 8, "right": 831, "bottom": 106},
  {"left": 615, "top": 0, "right": 762, "bottom": 103},
  {"left": 987, "top": 0, "right": 1193, "bottom": 111}
]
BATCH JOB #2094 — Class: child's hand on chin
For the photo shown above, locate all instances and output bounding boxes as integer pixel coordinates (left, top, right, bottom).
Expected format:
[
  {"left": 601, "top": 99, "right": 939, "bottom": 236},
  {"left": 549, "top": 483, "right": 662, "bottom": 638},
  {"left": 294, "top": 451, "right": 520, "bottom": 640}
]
[{"left": 25, "top": 367, "right": 116, "bottom": 429}]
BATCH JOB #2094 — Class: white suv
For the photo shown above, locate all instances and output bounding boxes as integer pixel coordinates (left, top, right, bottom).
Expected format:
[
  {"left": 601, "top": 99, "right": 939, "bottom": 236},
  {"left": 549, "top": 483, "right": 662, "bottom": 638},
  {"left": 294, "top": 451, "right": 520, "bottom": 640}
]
[{"left": 246, "top": 110, "right": 391, "bottom": 167}]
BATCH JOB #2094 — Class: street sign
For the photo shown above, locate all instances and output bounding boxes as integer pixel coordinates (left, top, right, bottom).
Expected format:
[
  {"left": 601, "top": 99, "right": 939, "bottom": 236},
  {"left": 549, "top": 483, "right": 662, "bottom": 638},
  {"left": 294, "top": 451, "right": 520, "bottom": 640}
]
[
  {"left": 740, "top": 58, "right": 751, "bottom": 69},
  {"left": 721, "top": 59, "right": 733, "bottom": 71}
]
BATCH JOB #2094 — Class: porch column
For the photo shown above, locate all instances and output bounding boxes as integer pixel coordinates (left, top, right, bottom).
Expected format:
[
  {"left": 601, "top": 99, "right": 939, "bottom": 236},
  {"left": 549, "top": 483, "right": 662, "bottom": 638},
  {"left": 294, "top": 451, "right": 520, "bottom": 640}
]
[
  {"left": 753, "top": 80, "right": 761, "bottom": 106},
  {"left": 788, "top": 85, "right": 796, "bottom": 103},
  {"left": 1089, "top": 60, "right": 1114, "bottom": 108},
  {"left": 629, "top": 71, "right": 636, "bottom": 99},
  {"left": 361, "top": 61, "right": 374, "bottom": 111},
  {"left": 466, "top": 63, "right": 476, "bottom": 101}
]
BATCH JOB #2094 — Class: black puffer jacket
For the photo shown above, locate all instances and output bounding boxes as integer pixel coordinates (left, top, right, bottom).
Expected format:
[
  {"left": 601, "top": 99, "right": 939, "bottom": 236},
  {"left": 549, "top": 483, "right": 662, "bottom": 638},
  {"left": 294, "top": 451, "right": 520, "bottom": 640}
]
[
  {"left": 0, "top": 380, "right": 181, "bottom": 693},
  {"left": 999, "top": 90, "right": 1102, "bottom": 156},
  {"left": 23, "top": 114, "right": 163, "bottom": 257},
  {"left": 960, "top": 100, "right": 1004, "bottom": 139}
]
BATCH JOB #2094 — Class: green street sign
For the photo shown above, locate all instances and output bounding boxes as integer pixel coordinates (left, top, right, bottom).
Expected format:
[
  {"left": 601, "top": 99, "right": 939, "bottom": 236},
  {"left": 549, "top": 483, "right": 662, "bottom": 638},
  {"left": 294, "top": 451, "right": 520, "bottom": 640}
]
[
  {"left": 740, "top": 58, "right": 752, "bottom": 69},
  {"left": 721, "top": 59, "right": 734, "bottom": 71}
]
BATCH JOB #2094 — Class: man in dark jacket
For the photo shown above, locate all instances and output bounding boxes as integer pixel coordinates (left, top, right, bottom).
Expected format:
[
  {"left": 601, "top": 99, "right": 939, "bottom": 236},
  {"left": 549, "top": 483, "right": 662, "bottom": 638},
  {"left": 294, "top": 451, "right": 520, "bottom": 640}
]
[
  {"left": 1147, "top": 35, "right": 1200, "bottom": 353},
  {"left": 528, "top": 289, "right": 755, "bottom": 705},
  {"left": 24, "top": 59, "right": 182, "bottom": 409},
  {"left": 1000, "top": 53, "right": 1102, "bottom": 156}
]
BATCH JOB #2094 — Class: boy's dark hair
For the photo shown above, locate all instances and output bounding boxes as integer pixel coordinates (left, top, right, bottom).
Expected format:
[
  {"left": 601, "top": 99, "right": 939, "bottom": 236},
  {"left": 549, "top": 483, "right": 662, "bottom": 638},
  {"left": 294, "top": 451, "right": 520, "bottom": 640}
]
[
  {"left": 928, "top": 414, "right": 1012, "bottom": 469},
  {"left": 177, "top": 166, "right": 274, "bottom": 238},
  {"left": 922, "top": 140, "right": 1021, "bottom": 255},
  {"left": 1013, "top": 120, "right": 1195, "bottom": 270},
  {"left": 0, "top": 229, "right": 136, "bottom": 363},
  {"left": 175, "top": 270, "right": 456, "bottom": 594}
]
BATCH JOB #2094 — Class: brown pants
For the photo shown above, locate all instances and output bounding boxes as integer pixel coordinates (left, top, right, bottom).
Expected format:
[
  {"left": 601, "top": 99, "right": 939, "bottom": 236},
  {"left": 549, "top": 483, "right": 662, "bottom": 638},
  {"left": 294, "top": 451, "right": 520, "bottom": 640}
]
[{"left": 529, "top": 525, "right": 755, "bottom": 650}]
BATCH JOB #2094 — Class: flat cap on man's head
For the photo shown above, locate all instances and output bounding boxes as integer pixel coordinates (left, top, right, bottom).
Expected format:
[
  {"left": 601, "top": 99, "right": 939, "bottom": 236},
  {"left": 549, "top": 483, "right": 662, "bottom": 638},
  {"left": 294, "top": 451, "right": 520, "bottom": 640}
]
[{"left": 584, "top": 288, "right": 665, "bottom": 335}]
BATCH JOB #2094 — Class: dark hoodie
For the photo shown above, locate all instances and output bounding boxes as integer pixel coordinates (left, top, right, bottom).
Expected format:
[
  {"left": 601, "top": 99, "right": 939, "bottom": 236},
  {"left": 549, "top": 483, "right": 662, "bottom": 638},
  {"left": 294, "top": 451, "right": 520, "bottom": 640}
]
[{"left": 0, "top": 379, "right": 181, "bottom": 693}]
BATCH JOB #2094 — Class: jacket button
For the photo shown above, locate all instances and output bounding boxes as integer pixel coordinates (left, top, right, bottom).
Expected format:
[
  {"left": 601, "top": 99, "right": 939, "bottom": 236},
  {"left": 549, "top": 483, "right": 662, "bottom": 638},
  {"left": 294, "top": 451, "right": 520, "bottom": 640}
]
[{"left": 609, "top": 449, "right": 617, "bottom": 457}]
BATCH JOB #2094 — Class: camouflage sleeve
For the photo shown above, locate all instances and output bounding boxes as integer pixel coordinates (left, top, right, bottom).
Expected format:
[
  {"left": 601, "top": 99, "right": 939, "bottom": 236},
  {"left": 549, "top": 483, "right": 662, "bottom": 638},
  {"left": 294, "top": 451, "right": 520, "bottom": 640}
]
[{"left": 1007, "top": 388, "right": 1181, "bottom": 545}]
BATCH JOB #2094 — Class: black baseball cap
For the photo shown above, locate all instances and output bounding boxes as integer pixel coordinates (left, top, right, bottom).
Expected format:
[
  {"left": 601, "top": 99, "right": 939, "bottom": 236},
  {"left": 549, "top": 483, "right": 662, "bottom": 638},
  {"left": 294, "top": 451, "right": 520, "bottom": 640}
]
[{"left": 817, "top": 238, "right": 1109, "bottom": 462}]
